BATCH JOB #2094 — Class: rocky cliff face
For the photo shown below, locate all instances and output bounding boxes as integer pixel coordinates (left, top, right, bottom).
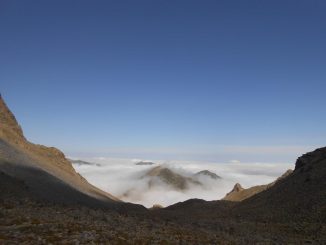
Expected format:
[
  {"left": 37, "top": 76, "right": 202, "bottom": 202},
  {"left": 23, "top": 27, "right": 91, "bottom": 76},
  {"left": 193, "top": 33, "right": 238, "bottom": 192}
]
[{"left": 0, "top": 95, "right": 119, "bottom": 204}]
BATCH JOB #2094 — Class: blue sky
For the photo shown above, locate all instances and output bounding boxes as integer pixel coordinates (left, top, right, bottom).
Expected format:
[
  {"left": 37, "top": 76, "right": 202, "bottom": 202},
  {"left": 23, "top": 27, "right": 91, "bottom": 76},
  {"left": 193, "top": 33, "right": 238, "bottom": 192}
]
[{"left": 1, "top": 1, "right": 325, "bottom": 162}]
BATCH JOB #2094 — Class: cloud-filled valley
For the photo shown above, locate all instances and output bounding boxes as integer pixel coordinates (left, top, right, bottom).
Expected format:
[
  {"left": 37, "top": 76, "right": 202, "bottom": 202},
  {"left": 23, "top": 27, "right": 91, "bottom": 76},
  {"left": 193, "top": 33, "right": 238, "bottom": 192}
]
[{"left": 71, "top": 157, "right": 293, "bottom": 208}]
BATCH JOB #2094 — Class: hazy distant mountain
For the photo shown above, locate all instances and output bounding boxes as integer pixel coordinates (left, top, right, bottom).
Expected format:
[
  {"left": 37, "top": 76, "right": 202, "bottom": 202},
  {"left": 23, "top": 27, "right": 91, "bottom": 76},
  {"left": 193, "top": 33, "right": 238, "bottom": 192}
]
[
  {"left": 144, "top": 166, "right": 202, "bottom": 190},
  {"left": 69, "top": 159, "right": 101, "bottom": 167},
  {"left": 223, "top": 169, "right": 293, "bottom": 201},
  {"left": 194, "top": 170, "right": 221, "bottom": 180},
  {"left": 135, "top": 161, "right": 155, "bottom": 165}
]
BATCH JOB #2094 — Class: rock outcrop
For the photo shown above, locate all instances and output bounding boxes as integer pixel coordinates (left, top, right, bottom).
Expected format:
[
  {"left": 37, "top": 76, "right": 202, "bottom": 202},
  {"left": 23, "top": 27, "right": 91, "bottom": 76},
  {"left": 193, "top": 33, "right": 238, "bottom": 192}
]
[{"left": 223, "top": 169, "right": 293, "bottom": 201}]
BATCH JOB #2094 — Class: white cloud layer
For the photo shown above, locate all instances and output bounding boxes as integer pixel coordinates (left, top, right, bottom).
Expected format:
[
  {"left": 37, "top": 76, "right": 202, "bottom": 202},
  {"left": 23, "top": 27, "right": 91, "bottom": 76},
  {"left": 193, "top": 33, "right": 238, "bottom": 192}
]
[{"left": 72, "top": 157, "right": 293, "bottom": 208}]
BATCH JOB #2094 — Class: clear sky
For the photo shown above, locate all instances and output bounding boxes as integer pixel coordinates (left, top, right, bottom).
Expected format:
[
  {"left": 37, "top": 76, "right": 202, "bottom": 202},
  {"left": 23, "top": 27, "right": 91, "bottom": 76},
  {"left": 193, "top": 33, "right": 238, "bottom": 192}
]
[{"left": 1, "top": 1, "right": 325, "bottom": 162}]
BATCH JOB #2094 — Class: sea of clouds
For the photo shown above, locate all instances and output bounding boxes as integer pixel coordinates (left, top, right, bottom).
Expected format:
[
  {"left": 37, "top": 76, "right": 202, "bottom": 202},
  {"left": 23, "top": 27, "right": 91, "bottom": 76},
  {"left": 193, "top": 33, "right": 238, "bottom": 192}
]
[{"left": 72, "top": 157, "right": 293, "bottom": 208}]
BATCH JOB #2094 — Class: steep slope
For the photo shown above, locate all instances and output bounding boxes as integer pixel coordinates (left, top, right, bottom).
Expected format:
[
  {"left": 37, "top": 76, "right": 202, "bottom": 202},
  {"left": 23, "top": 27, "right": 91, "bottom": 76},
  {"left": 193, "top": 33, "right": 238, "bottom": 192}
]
[
  {"left": 0, "top": 94, "right": 119, "bottom": 206},
  {"left": 232, "top": 147, "right": 326, "bottom": 222},
  {"left": 154, "top": 147, "right": 326, "bottom": 242},
  {"left": 223, "top": 169, "right": 293, "bottom": 201}
]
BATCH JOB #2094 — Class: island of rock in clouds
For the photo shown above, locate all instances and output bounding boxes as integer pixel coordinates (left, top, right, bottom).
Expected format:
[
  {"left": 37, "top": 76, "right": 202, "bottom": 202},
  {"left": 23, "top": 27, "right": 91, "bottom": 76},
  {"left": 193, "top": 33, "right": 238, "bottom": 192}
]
[
  {"left": 0, "top": 94, "right": 325, "bottom": 244},
  {"left": 135, "top": 161, "right": 155, "bottom": 165}
]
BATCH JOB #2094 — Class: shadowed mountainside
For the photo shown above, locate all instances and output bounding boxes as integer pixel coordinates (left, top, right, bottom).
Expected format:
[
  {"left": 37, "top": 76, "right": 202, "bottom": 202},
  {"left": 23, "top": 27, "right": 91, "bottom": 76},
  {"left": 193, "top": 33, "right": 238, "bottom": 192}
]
[
  {"left": 165, "top": 147, "right": 326, "bottom": 224},
  {"left": 0, "top": 95, "right": 142, "bottom": 209},
  {"left": 231, "top": 147, "right": 326, "bottom": 222}
]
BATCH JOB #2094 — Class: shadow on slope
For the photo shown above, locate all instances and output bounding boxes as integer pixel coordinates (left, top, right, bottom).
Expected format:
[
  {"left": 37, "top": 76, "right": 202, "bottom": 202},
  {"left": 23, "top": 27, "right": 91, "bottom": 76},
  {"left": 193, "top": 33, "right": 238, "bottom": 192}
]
[
  {"left": 0, "top": 161, "right": 146, "bottom": 213},
  {"left": 232, "top": 147, "right": 326, "bottom": 222}
]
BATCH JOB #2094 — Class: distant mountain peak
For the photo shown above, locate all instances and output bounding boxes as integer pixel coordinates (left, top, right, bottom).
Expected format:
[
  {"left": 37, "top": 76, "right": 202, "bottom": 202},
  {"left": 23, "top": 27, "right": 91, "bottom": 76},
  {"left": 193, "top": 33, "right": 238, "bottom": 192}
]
[
  {"left": 144, "top": 166, "right": 201, "bottom": 190},
  {"left": 135, "top": 161, "right": 155, "bottom": 165},
  {"left": 195, "top": 170, "right": 221, "bottom": 180}
]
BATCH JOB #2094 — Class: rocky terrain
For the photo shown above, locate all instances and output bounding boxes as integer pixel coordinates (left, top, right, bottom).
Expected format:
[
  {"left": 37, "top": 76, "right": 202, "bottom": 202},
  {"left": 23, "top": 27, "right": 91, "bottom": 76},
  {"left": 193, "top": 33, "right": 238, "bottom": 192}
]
[
  {"left": 0, "top": 94, "right": 325, "bottom": 244},
  {"left": 223, "top": 169, "right": 293, "bottom": 201}
]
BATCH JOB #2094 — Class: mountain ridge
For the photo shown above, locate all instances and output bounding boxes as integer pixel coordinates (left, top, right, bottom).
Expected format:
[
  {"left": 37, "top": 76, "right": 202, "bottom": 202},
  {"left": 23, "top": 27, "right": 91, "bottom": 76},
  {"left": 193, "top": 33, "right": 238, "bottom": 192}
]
[{"left": 0, "top": 95, "right": 121, "bottom": 205}]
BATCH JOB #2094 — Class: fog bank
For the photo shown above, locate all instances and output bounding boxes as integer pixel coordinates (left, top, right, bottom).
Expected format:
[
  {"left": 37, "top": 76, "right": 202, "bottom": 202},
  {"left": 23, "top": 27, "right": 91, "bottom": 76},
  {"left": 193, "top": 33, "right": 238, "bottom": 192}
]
[{"left": 72, "top": 157, "right": 293, "bottom": 208}]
